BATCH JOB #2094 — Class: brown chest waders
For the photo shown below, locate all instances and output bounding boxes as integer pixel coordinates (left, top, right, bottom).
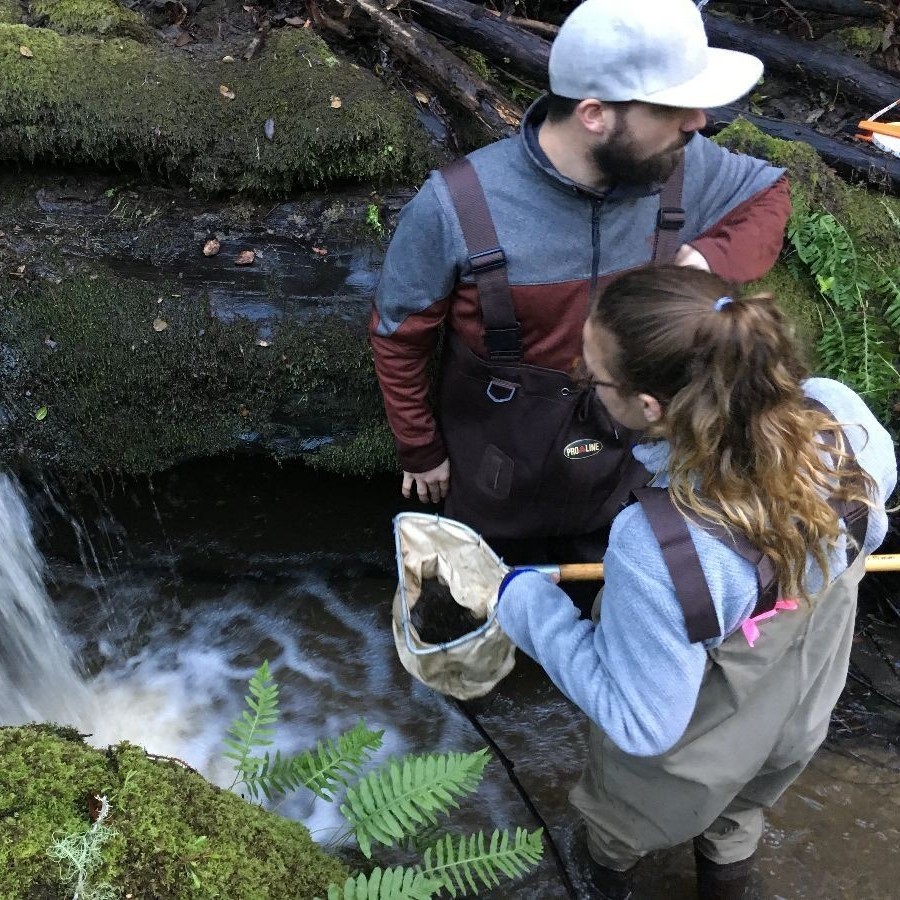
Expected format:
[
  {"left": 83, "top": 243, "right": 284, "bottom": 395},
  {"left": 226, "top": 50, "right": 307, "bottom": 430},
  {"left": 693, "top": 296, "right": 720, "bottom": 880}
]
[{"left": 437, "top": 157, "right": 686, "bottom": 539}]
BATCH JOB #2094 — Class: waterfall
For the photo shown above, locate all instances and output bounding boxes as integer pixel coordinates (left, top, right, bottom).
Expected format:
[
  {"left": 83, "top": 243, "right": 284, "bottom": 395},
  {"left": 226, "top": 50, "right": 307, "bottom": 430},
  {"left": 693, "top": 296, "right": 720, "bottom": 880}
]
[{"left": 0, "top": 472, "right": 98, "bottom": 729}]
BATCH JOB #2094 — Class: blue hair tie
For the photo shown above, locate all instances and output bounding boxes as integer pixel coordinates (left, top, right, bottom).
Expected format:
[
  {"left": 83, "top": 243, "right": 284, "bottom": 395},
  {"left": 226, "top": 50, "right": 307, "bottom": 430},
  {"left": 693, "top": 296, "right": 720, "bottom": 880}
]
[{"left": 713, "top": 296, "right": 733, "bottom": 311}]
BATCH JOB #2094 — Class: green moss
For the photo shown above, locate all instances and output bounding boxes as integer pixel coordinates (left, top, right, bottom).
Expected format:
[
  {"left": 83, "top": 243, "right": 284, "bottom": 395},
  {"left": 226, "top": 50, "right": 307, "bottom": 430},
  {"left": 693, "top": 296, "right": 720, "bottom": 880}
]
[
  {"left": 0, "top": 266, "right": 392, "bottom": 475},
  {"left": 0, "top": 725, "right": 346, "bottom": 899},
  {"left": 0, "top": 24, "right": 433, "bottom": 194},
  {"left": 714, "top": 118, "right": 900, "bottom": 342},
  {"left": 0, "top": 0, "right": 21, "bottom": 24},
  {"left": 31, "top": 0, "right": 151, "bottom": 39},
  {"left": 835, "top": 25, "right": 881, "bottom": 56}
]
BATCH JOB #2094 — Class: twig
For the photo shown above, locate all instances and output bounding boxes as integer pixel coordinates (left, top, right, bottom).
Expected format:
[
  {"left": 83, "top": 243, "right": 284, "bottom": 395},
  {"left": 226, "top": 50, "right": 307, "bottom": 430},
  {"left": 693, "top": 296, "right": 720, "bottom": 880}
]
[
  {"left": 779, "top": 0, "right": 816, "bottom": 38},
  {"left": 243, "top": 21, "right": 272, "bottom": 62},
  {"left": 145, "top": 752, "right": 199, "bottom": 773}
]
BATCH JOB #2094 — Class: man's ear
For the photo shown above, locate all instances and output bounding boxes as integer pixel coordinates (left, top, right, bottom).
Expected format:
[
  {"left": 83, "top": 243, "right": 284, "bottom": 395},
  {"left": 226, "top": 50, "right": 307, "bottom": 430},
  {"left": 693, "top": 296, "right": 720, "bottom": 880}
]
[
  {"left": 575, "top": 99, "right": 614, "bottom": 137},
  {"left": 638, "top": 393, "right": 664, "bottom": 424}
]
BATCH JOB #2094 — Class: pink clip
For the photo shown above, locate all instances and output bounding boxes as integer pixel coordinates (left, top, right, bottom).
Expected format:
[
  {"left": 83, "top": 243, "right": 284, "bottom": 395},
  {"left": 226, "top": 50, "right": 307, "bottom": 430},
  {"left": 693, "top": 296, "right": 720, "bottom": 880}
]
[{"left": 740, "top": 599, "right": 798, "bottom": 648}]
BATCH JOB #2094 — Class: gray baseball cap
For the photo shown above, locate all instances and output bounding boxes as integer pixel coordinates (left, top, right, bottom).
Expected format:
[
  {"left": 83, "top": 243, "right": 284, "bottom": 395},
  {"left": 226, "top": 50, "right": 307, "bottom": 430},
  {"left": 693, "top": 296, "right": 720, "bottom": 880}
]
[{"left": 549, "top": 0, "right": 763, "bottom": 108}]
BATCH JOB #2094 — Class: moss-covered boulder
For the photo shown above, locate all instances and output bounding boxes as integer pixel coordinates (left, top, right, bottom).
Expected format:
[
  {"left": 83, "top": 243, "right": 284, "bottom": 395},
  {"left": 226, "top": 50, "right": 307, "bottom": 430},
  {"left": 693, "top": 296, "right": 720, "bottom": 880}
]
[
  {"left": 0, "top": 267, "right": 393, "bottom": 475},
  {"left": 31, "top": 0, "right": 152, "bottom": 39},
  {"left": 0, "top": 0, "right": 21, "bottom": 24},
  {"left": 0, "top": 725, "right": 347, "bottom": 899},
  {"left": 0, "top": 23, "right": 433, "bottom": 193}
]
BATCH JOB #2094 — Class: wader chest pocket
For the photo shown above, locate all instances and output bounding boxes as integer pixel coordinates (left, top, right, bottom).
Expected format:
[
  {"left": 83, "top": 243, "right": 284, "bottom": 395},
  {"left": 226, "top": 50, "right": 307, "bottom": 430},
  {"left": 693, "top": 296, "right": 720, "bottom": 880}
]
[
  {"left": 486, "top": 378, "right": 518, "bottom": 403},
  {"left": 476, "top": 445, "right": 514, "bottom": 499}
]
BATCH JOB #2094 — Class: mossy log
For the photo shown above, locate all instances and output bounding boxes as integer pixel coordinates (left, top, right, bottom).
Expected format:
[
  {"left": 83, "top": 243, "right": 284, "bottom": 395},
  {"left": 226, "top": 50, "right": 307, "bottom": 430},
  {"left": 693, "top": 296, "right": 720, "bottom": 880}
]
[
  {"left": 0, "top": 724, "right": 347, "bottom": 900},
  {"left": 0, "top": 22, "right": 434, "bottom": 194}
]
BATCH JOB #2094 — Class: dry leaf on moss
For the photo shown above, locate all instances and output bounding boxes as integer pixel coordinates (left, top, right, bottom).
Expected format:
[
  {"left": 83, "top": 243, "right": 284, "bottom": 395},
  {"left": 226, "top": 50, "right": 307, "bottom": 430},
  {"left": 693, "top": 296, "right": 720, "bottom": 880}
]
[
  {"left": 19, "top": 46, "right": 33, "bottom": 58},
  {"left": 153, "top": 318, "right": 169, "bottom": 332},
  {"left": 219, "top": 85, "right": 236, "bottom": 100},
  {"left": 330, "top": 96, "right": 342, "bottom": 109}
]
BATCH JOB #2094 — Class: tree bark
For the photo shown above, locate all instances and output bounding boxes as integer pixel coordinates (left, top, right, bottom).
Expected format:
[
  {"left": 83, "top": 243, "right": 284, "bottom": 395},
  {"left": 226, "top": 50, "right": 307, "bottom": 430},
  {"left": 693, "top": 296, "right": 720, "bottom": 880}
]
[
  {"left": 408, "top": 0, "right": 550, "bottom": 82},
  {"left": 705, "top": 12, "right": 900, "bottom": 112},
  {"left": 725, "top": 0, "right": 891, "bottom": 19},
  {"left": 353, "top": 0, "right": 523, "bottom": 137}
]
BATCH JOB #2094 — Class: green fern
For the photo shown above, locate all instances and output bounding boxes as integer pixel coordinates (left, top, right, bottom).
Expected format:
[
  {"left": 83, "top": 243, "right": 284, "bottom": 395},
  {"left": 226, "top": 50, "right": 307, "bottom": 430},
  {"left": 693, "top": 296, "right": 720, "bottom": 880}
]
[
  {"left": 341, "top": 750, "right": 491, "bottom": 858},
  {"left": 225, "top": 660, "right": 279, "bottom": 792},
  {"left": 418, "top": 828, "right": 544, "bottom": 897},
  {"left": 243, "top": 720, "right": 384, "bottom": 801},
  {"left": 322, "top": 867, "right": 443, "bottom": 900},
  {"left": 787, "top": 209, "right": 899, "bottom": 419}
]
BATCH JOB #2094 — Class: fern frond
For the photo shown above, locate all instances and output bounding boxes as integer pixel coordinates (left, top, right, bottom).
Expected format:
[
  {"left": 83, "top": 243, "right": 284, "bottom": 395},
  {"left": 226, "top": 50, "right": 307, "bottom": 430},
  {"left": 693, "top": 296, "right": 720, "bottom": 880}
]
[
  {"left": 295, "top": 720, "right": 385, "bottom": 800},
  {"left": 418, "top": 828, "right": 544, "bottom": 897},
  {"left": 241, "top": 721, "right": 384, "bottom": 801},
  {"left": 226, "top": 660, "right": 280, "bottom": 791},
  {"left": 321, "top": 868, "right": 442, "bottom": 900},
  {"left": 340, "top": 749, "right": 491, "bottom": 858}
]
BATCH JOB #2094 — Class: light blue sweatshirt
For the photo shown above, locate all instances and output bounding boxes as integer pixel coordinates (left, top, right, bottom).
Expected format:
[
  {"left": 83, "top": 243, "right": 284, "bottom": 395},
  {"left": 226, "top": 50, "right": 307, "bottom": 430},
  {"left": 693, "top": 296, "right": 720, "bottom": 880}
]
[{"left": 496, "top": 378, "right": 897, "bottom": 757}]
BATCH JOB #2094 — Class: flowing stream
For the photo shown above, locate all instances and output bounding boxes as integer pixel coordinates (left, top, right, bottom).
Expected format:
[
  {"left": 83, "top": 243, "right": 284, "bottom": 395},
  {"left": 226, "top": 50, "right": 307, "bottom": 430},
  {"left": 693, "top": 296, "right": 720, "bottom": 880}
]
[{"left": 2, "top": 459, "right": 899, "bottom": 898}]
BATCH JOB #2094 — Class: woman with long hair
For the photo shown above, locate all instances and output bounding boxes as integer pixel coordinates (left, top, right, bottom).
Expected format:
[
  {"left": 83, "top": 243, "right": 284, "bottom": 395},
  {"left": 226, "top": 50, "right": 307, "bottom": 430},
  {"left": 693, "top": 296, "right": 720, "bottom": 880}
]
[{"left": 495, "top": 266, "right": 896, "bottom": 899}]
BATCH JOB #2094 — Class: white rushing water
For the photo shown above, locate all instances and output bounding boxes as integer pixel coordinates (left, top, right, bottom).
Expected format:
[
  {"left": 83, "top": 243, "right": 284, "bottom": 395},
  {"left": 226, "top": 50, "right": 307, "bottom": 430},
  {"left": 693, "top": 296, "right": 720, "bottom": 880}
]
[{"left": 0, "top": 473, "right": 99, "bottom": 729}]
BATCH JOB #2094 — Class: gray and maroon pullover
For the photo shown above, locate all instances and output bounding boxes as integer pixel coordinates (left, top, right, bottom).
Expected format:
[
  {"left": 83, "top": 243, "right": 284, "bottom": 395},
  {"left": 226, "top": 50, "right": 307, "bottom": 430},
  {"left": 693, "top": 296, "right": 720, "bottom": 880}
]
[{"left": 371, "top": 98, "right": 790, "bottom": 472}]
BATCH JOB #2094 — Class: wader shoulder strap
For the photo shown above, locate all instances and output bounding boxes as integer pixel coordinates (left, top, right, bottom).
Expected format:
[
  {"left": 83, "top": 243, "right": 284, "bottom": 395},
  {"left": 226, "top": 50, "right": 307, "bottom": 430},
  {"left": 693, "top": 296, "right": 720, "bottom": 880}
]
[
  {"left": 632, "top": 487, "right": 722, "bottom": 643},
  {"left": 440, "top": 158, "right": 522, "bottom": 362},
  {"left": 653, "top": 152, "right": 686, "bottom": 263},
  {"left": 805, "top": 397, "right": 870, "bottom": 556}
]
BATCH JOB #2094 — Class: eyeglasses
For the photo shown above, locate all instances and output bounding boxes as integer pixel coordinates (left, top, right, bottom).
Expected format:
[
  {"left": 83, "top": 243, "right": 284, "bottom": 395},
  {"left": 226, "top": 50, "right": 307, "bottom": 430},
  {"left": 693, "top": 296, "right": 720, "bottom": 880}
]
[{"left": 587, "top": 376, "right": 620, "bottom": 391}]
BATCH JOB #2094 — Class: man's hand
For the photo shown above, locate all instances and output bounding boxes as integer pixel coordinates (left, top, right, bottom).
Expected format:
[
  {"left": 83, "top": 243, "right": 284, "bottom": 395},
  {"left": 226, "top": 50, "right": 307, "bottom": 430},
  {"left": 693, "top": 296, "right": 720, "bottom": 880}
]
[
  {"left": 673, "top": 244, "right": 710, "bottom": 271},
  {"left": 402, "top": 459, "right": 450, "bottom": 503}
]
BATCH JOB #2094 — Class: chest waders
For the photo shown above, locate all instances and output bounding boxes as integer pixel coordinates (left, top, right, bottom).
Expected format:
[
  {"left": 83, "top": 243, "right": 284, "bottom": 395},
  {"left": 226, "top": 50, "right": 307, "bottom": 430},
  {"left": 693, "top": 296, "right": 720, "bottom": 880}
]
[
  {"left": 570, "top": 429, "right": 871, "bottom": 871},
  {"left": 437, "top": 157, "right": 686, "bottom": 540}
]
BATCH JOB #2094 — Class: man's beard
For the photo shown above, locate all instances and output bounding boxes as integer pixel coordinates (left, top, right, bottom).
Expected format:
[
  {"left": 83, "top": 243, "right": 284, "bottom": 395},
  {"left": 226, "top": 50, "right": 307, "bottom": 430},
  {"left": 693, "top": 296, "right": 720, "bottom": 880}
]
[{"left": 591, "top": 119, "right": 689, "bottom": 186}]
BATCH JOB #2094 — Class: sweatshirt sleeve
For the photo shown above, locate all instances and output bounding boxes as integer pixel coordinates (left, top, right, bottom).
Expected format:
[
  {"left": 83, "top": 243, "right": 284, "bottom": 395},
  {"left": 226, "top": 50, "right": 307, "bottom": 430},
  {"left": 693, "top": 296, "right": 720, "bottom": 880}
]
[
  {"left": 684, "top": 136, "right": 790, "bottom": 283},
  {"left": 369, "top": 177, "right": 462, "bottom": 472},
  {"left": 690, "top": 176, "right": 791, "bottom": 282},
  {"left": 496, "top": 509, "right": 710, "bottom": 757}
]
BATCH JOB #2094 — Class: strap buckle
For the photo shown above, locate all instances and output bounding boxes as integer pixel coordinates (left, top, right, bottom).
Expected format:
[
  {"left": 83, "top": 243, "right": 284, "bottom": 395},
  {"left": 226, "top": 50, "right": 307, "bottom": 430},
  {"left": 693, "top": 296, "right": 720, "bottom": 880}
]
[
  {"left": 469, "top": 247, "right": 507, "bottom": 273},
  {"left": 658, "top": 207, "right": 686, "bottom": 230},
  {"left": 483, "top": 326, "right": 522, "bottom": 362}
]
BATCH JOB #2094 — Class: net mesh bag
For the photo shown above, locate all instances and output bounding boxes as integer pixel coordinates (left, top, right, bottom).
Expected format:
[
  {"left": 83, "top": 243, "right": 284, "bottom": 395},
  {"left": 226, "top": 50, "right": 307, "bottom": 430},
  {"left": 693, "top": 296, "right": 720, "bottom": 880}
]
[{"left": 392, "top": 512, "right": 515, "bottom": 700}]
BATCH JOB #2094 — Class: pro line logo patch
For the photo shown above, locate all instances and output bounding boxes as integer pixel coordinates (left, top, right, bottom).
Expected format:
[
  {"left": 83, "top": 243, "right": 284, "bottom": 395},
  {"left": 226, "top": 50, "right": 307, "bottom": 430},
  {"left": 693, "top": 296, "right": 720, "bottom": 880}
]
[{"left": 564, "top": 438, "right": 602, "bottom": 460}]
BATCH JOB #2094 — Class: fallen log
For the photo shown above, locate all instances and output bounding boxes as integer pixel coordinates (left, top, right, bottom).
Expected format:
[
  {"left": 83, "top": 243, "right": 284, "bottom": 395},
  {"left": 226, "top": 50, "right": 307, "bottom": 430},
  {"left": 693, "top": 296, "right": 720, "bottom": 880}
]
[
  {"left": 706, "top": 105, "right": 900, "bottom": 192},
  {"left": 408, "top": 0, "right": 550, "bottom": 82},
  {"left": 705, "top": 12, "right": 900, "bottom": 112},
  {"left": 724, "top": 0, "right": 891, "bottom": 18},
  {"left": 353, "top": 0, "right": 523, "bottom": 137}
]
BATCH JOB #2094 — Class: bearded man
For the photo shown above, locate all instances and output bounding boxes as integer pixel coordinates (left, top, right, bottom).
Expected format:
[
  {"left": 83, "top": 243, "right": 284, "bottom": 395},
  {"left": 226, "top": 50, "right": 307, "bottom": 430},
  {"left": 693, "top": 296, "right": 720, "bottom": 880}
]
[{"left": 370, "top": 0, "right": 791, "bottom": 567}]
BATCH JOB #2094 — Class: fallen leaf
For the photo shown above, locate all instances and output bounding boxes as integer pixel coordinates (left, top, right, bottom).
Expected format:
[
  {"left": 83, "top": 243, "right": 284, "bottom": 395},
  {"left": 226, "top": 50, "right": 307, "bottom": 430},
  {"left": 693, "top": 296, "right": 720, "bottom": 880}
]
[
  {"left": 35, "top": 406, "right": 48, "bottom": 421},
  {"left": 330, "top": 95, "right": 342, "bottom": 109},
  {"left": 19, "top": 45, "right": 33, "bottom": 58},
  {"left": 234, "top": 249, "right": 256, "bottom": 266},
  {"left": 222, "top": 55, "right": 236, "bottom": 63},
  {"left": 263, "top": 117, "right": 275, "bottom": 141},
  {"left": 44, "top": 336, "right": 58, "bottom": 350},
  {"left": 303, "top": 18, "right": 312, "bottom": 28},
  {"left": 174, "top": 31, "right": 193, "bottom": 48},
  {"left": 255, "top": 339, "right": 271, "bottom": 347},
  {"left": 414, "top": 90, "right": 430, "bottom": 104},
  {"left": 153, "top": 318, "right": 169, "bottom": 332},
  {"left": 219, "top": 84, "right": 236, "bottom": 100},
  {"left": 285, "top": 15, "right": 304, "bottom": 26},
  {"left": 239, "top": 406, "right": 250, "bottom": 416},
  {"left": 202, "top": 238, "right": 221, "bottom": 256},
  {"left": 311, "top": 246, "right": 328, "bottom": 256}
]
